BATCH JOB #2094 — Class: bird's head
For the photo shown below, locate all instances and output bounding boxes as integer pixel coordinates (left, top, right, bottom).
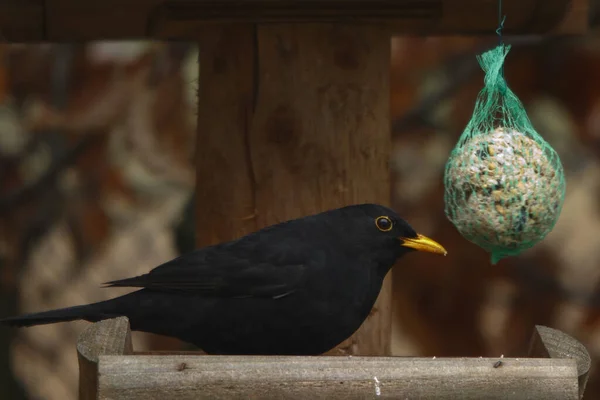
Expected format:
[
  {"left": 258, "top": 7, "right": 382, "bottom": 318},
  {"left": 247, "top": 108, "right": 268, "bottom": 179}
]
[{"left": 325, "top": 204, "right": 447, "bottom": 264}]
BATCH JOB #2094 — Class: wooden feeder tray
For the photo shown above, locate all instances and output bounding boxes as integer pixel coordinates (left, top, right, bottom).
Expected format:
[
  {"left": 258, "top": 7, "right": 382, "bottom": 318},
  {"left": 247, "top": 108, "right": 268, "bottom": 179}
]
[{"left": 77, "top": 317, "right": 591, "bottom": 399}]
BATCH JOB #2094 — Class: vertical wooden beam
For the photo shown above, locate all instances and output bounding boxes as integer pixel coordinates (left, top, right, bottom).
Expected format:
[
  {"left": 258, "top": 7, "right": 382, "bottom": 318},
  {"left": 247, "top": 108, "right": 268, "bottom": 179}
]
[
  {"left": 196, "top": 23, "right": 392, "bottom": 356},
  {"left": 196, "top": 25, "right": 259, "bottom": 245}
]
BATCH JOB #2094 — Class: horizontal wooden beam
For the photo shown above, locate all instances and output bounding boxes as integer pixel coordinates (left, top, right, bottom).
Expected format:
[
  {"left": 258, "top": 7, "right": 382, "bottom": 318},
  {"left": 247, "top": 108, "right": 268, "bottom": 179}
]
[
  {"left": 0, "top": 0, "right": 588, "bottom": 42},
  {"left": 97, "top": 355, "right": 579, "bottom": 399}
]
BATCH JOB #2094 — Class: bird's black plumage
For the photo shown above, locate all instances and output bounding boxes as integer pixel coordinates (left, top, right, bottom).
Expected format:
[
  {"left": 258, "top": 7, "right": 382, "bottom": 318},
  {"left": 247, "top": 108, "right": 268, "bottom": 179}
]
[{"left": 0, "top": 204, "right": 446, "bottom": 355}]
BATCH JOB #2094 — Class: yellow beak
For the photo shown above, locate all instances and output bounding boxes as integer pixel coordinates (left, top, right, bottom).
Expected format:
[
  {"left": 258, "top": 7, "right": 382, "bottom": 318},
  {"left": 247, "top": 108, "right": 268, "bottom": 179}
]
[{"left": 399, "top": 233, "right": 447, "bottom": 256}]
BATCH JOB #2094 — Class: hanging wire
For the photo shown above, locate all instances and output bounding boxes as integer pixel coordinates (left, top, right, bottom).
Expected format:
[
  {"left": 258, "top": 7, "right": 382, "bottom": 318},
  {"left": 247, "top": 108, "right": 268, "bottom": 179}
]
[
  {"left": 495, "top": 0, "right": 507, "bottom": 84},
  {"left": 496, "top": 0, "right": 506, "bottom": 45}
]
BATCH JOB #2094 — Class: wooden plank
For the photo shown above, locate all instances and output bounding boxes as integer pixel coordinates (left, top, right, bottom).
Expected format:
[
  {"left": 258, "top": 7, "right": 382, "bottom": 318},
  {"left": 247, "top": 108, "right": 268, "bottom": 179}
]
[
  {"left": 77, "top": 316, "right": 133, "bottom": 400},
  {"left": 0, "top": 0, "right": 45, "bottom": 41},
  {"left": 150, "top": 0, "right": 588, "bottom": 37},
  {"left": 149, "top": 0, "right": 441, "bottom": 37},
  {"left": 0, "top": 0, "right": 588, "bottom": 42},
  {"left": 43, "top": 0, "right": 161, "bottom": 41},
  {"left": 195, "top": 22, "right": 393, "bottom": 356},
  {"left": 528, "top": 325, "right": 591, "bottom": 399},
  {"left": 97, "top": 355, "right": 579, "bottom": 399}
]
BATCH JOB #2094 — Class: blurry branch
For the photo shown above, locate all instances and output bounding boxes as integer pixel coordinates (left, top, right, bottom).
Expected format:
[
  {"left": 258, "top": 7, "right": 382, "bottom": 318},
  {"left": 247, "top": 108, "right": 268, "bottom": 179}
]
[
  {"left": 0, "top": 132, "right": 102, "bottom": 215},
  {"left": 0, "top": 44, "right": 81, "bottom": 215},
  {"left": 50, "top": 45, "right": 73, "bottom": 110}
]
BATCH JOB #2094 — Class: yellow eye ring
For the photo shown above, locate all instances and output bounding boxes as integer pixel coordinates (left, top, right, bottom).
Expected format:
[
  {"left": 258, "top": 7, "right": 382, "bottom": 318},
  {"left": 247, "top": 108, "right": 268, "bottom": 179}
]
[{"left": 375, "top": 216, "right": 393, "bottom": 232}]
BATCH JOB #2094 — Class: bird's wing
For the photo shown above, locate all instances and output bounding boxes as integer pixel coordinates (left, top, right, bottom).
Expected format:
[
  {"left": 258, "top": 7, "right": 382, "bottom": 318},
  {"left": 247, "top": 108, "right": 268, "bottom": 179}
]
[{"left": 102, "top": 242, "right": 309, "bottom": 299}]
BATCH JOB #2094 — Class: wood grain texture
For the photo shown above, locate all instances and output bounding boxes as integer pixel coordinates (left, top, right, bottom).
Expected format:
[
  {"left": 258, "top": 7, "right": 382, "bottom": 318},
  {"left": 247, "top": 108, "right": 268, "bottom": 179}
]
[
  {"left": 528, "top": 325, "right": 591, "bottom": 399},
  {"left": 196, "top": 23, "right": 393, "bottom": 356},
  {"left": 0, "top": 0, "right": 588, "bottom": 41},
  {"left": 195, "top": 24, "right": 259, "bottom": 245},
  {"left": 97, "top": 354, "right": 579, "bottom": 399},
  {"left": 77, "top": 316, "right": 133, "bottom": 400}
]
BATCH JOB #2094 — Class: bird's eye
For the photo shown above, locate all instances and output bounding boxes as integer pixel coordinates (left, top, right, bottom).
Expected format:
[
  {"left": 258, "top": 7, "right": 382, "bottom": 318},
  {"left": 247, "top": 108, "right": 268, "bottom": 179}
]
[{"left": 375, "top": 216, "right": 393, "bottom": 232}]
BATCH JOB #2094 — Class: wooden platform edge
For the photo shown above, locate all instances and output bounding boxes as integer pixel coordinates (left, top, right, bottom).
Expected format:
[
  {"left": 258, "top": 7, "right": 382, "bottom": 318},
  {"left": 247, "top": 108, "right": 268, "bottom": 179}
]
[
  {"left": 77, "top": 316, "right": 133, "bottom": 400},
  {"left": 528, "top": 324, "right": 592, "bottom": 399},
  {"left": 75, "top": 317, "right": 591, "bottom": 399},
  {"left": 96, "top": 355, "right": 579, "bottom": 399}
]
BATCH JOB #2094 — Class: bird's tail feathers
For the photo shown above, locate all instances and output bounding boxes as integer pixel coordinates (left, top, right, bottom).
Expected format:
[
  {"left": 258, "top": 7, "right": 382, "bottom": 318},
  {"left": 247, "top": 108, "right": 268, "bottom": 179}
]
[{"left": 0, "top": 302, "right": 117, "bottom": 328}]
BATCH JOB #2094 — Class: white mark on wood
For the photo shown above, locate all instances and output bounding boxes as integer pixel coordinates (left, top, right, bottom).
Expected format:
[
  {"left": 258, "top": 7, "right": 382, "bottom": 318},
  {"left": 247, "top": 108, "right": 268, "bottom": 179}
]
[{"left": 373, "top": 376, "right": 381, "bottom": 396}]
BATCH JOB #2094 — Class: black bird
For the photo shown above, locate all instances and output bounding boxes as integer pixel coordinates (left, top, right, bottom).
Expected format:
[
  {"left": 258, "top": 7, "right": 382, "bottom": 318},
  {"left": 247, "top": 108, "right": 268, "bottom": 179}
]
[{"left": 0, "top": 204, "right": 446, "bottom": 355}]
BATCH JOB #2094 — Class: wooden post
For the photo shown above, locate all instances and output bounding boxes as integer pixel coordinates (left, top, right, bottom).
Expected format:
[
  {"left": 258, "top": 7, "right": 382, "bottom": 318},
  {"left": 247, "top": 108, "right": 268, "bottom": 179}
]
[
  {"left": 528, "top": 325, "right": 591, "bottom": 399},
  {"left": 73, "top": 317, "right": 590, "bottom": 399},
  {"left": 195, "top": 23, "right": 392, "bottom": 356},
  {"left": 77, "top": 316, "right": 133, "bottom": 400}
]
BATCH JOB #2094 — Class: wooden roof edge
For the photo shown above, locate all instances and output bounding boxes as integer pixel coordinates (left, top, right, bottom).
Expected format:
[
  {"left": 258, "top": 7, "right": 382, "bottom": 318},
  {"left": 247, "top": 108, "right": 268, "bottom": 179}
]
[{"left": 0, "top": 0, "right": 589, "bottom": 42}]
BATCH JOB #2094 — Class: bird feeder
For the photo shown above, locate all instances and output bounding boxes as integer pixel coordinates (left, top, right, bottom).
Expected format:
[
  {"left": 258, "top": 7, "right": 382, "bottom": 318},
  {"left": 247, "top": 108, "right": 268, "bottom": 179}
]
[{"left": 4, "top": 0, "right": 589, "bottom": 399}]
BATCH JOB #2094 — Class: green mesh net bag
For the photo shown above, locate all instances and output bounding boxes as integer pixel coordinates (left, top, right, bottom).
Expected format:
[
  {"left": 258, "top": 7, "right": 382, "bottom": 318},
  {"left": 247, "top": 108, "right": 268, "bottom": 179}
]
[{"left": 443, "top": 44, "right": 566, "bottom": 264}]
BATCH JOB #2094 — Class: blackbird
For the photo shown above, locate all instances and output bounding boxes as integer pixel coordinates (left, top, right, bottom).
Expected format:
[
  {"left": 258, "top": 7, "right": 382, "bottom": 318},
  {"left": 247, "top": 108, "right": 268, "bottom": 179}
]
[{"left": 1, "top": 203, "right": 446, "bottom": 355}]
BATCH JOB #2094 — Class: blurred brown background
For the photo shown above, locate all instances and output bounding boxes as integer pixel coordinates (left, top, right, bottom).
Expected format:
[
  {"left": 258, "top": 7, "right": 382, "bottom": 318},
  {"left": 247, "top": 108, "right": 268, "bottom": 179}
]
[{"left": 2, "top": 18, "right": 600, "bottom": 400}]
